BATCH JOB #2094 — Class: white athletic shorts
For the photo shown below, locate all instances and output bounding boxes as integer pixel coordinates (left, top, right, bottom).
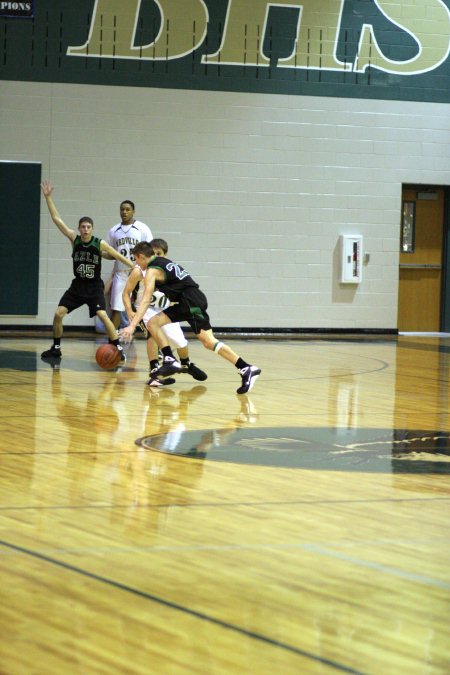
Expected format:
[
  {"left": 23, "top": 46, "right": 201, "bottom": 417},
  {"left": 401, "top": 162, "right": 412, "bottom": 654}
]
[
  {"left": 110, "top": 270, "right": 130, "bottom": 312},
  {"left": 142, "top": 305, "right": 188, "bottom": 350}
]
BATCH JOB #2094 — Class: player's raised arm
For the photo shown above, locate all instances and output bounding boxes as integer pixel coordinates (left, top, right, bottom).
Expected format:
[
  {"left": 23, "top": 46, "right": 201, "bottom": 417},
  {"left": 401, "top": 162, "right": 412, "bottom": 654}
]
[{"left": 41, "top": 180, "right": 76, "bottom": 242}]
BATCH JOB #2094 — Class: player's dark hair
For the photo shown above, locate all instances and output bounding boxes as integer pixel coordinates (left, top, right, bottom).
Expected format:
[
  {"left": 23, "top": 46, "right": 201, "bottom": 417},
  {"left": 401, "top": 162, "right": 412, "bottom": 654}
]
[
  {"left": 120, "top": 199, "right": 135, "bottom": 210},
  {"left": 78, "top": 216, "right": 94, "bottom": 227},
  {"left": 132, "top": 241, "right": 154, "bottom": 257},
  {"left": 150, "top": 238, "right": 168, "bottom": 255}
]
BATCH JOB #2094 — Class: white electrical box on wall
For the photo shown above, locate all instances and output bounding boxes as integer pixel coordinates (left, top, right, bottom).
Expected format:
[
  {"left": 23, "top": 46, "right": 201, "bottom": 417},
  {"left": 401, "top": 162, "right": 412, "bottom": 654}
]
[{"left": 340, "top": 235, "right": 363, "bottom": 283}]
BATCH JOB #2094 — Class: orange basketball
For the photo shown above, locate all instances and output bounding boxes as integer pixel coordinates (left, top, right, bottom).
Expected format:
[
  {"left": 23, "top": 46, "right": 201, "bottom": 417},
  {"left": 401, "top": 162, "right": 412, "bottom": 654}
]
[{"left": 95, "top": 343, "right": 121, "bottom": 370}]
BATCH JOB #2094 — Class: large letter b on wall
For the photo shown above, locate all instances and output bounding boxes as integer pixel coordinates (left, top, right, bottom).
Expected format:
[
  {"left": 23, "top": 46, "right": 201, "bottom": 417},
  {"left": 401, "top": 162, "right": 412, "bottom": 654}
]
[{"left": 67, "top": 0, "right": 209, "bottom": 61}]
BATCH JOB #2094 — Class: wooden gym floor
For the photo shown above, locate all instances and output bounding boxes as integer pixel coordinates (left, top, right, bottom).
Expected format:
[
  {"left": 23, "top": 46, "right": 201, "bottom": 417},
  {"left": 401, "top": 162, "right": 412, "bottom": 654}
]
[{"left": 0, "top": 335, "right": 449, "bottom": 674}]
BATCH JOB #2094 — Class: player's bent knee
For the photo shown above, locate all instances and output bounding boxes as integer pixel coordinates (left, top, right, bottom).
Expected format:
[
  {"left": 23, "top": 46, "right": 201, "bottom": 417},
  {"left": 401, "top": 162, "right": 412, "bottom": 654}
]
[
  {"left": 148, "top": 314, "right": 163, "bottom": 328},
  {"left": 200, "top": 336, "right": 217, "bottom": 351}
]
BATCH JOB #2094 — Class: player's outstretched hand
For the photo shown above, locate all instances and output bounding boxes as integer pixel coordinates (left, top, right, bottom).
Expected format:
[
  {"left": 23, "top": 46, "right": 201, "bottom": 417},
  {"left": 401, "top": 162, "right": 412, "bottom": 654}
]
[
  {"left": 119, "top": 326, "right": 135, "bottom": 344},
  {"left": 41, "top": 180, "right": 54, "bottom": 197}
]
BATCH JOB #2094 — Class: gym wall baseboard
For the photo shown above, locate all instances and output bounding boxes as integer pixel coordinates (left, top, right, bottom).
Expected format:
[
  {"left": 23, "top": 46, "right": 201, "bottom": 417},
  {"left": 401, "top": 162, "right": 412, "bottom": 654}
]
[{"left": 0, "top": 326, "right": 399, "bottom": 339}]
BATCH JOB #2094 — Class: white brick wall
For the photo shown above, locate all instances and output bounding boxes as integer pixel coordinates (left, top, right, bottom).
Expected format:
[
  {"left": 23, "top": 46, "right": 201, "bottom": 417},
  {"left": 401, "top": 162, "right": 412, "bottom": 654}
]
[{"left": 1, "top": 80, "right": 449, "bottom": 329}]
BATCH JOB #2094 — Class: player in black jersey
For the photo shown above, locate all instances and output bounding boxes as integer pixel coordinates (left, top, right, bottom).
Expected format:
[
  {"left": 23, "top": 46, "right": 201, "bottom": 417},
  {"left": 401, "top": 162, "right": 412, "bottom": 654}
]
[
  {"left": 40, "top": 180, "right": 133, "bottom": 363},
  {"left": 120, "top": 239, "right": 261, "bottom": 394}
]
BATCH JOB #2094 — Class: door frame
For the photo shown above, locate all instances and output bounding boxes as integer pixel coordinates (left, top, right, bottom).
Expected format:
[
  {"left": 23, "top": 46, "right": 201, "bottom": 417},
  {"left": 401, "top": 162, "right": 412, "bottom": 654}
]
[
  {"left": 399, "top": 184, "right": 450, "bottom": 332},
  {"left": 441, "top": 188, "right": 450, "bottom": 331}
]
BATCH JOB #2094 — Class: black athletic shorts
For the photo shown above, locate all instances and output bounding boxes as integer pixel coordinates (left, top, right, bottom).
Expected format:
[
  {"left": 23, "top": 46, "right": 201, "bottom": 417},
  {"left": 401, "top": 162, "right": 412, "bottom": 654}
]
[
  {"left": 163, "top": 288, "right": 212, "bottom": 334},
  {"left": 59, "top": 279, "right": 106, "bottom": 318}
]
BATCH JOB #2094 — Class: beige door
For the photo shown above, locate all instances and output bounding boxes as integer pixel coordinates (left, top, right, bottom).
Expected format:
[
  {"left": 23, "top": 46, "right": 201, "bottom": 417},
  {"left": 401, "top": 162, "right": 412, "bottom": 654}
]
[{"left": 397, "top": 187, "right": 444, "bottom": 331}]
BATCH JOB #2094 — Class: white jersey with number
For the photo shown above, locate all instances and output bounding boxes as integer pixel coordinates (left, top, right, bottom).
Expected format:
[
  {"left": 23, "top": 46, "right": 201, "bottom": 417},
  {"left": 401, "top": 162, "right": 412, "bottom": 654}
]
[
  {"left": 107, "top": 219, "right": 152, "bottom": 311},
  {"left": 135, "top": 266, "right": 171, "bottom": 312},
  {"left": 108, "top": 220, "right": 153, "bottom": 274}
]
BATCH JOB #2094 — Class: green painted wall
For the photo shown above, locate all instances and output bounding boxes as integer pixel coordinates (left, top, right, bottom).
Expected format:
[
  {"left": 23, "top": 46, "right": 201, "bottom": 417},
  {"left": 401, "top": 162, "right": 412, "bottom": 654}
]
[
  {"left": 1, "top": 0, "right": 449, "bottom": 102},
  {"left": 0, "top": 162, "right": 41, "bottom": 316}
]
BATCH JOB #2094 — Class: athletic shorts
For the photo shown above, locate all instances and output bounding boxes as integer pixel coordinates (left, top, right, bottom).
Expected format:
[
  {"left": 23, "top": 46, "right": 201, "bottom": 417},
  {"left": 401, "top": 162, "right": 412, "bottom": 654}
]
[
  {"left": 161, "top": 322, "right": 188, "bottom": 349},
  {"left": 59, "top": 279, "right": 106, "bottom": 318},
  {"left": 110, "top": 271, "right": 130, "bottom": 312},
  {"left": 163, "top": 288, "right": 212, "bottom": 334},
  {"left": 141, "top": 305, "right": 188, "bottom": 349}
]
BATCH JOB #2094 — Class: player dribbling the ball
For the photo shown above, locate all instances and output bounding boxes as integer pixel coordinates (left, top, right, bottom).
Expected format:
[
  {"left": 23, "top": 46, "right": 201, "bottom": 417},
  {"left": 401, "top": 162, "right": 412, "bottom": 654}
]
[{"left": 121, "top": 239, "right": 261, "bottom": 394}]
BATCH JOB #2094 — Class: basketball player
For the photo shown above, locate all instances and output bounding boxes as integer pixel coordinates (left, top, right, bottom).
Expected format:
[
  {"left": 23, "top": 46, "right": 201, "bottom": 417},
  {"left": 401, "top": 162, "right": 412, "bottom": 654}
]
[
  {"left": 105, "top": 200, "right": 153, "bottom": 329},
  {"left": 40, "top": 180, "right": 132, "bottom": 362},
  {"left": 120, "top": 240, "right": 261, "bottom": 395},
  {"left": 122, "top": 244, "right": 207, "bottom": 387}
]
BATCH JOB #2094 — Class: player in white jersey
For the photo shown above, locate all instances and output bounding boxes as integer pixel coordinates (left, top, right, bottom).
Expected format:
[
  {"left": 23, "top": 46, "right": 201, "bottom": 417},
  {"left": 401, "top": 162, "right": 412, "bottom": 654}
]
[
  {"left": 124, "top": 256, "right": 207, "bottom": 387},
  {"left": 105, "top": 199, "right": 153, "bottom": 328}
]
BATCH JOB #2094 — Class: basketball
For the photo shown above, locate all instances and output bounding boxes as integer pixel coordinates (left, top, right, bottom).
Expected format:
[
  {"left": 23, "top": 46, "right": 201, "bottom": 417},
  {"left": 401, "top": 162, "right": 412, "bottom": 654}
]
[{"left": 95, "top": 344, "right": 121, "bottom": 370}]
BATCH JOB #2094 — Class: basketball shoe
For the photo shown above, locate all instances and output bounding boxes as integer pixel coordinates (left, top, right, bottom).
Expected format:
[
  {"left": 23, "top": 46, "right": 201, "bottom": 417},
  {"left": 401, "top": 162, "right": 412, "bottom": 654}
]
[
  {"left": 41, "top": 346, "right": 62, "bottom": 359},
  {"left": 147, "top": 367, "right": 176, "bottom": 388},
  {"left": 236, "top": 365, "right": 261, "bottom": 394},
  {"left": 180, "top": 362, "right": 207, "bottom": 381},
  {"left": 157, "top": 355, "right": 182, "bottom": 377}
]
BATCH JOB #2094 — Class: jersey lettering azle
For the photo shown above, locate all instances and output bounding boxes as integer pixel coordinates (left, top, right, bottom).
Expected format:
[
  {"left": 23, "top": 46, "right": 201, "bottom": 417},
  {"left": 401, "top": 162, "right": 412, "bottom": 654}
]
[
  {"left": 72, "top": 236, "right": 102, "bottom": 281},
  {"left": 73, "top": 251, "right": 99, "bottom": 264}
]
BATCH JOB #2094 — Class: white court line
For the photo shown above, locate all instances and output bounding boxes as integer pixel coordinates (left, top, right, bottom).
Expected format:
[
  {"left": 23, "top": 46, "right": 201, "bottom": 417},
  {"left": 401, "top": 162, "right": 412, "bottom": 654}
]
[
  {"left": 302, "top": 543, "right": 450, "bottom": 590},
  {"left": 2, "top": 539, "right": 449, "bottom": 589}
]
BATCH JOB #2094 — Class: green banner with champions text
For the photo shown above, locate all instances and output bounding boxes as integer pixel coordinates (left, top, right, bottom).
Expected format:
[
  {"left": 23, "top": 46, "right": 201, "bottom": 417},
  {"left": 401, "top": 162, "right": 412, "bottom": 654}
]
[{"left": 0, "top": 0, "right": 449, "bottom": 102}]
